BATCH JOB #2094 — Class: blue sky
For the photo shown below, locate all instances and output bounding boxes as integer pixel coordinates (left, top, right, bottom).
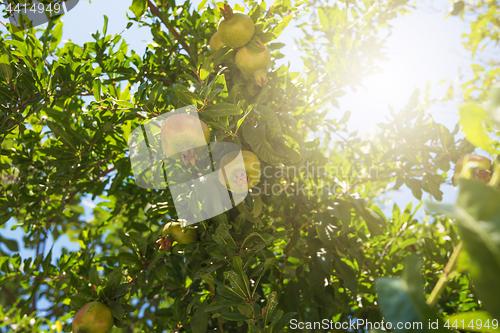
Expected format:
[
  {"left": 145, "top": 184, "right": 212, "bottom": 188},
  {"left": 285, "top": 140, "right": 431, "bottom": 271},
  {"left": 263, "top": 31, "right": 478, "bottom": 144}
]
[{"left": 1, "top": 0, "right": 478, "bottom": 302}]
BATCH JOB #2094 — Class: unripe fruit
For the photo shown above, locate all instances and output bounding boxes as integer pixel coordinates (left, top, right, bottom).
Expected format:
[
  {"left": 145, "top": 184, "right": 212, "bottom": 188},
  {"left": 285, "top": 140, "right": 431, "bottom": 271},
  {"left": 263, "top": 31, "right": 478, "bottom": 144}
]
[
  {"left": 161, "top": 114, "right": 210, "bottom": 166},
  {"left": 235, "top": 41, "right": 271, "bottom": 86},
  {"left": 218, "top": 150, "right": 261, "bottom": 193},
  {"left": 217, "top": 4, "right": 255, "bottom": 49},
  {"left": 162, "top": 222, "right": 197, "bottom": 244},
  {"left": 210, "top": 32, "right": 225, "bottom": 52},
  {"left": 452, "top": 154, "right": 492, "bottom": 185},
  {"left": 72, "top": 301, "right": 114, "bottom": 333}
]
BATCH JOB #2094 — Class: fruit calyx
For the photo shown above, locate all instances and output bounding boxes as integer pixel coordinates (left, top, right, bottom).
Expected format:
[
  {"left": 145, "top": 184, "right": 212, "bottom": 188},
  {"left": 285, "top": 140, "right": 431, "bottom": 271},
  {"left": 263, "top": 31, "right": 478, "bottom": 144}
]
[
  {"left": 218, "top": 150, "right": 261, "bottom": 193},
  {"left": 180, "top": 147, "right": 198, "bottom": 166},
  {"left": 253, "top": 68, "right": 268, "bottom": 87},
  {"left": 234, "top": 171, "right": 250, "bottom": 187},
  {"left": 475, "top": 168, "right": 492, "bottom": 182},
  {"left": 220, "top": 4, "right": 234, "bottom": 20}
]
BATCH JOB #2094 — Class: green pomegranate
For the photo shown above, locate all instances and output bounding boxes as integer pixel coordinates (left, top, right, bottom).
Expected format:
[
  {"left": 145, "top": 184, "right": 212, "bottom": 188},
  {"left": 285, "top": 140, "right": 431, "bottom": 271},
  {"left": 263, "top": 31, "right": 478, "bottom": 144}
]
[
  {"left": 452, "top": 154, "right": 492, "bottom": 185},
  {"left": 161, "top": 114, "right": 210, "bottom": 166},
  {"left": 217, "top": 4, "right": 255, "bottom": 49},
  {"left": 235, "top": 41, "right": 271, "bottom": 86},
  {"left": 218, "top": 150, "right": 261, "bottom": 194},
  {"left": 210, "top": 32, "right": 225, "bottom": 52},
  {"left": 72, "top": 301, "right": 114, "bottom": 333},
  {"left": 162, "top": 222, "right": 197, "bottom": 244}
]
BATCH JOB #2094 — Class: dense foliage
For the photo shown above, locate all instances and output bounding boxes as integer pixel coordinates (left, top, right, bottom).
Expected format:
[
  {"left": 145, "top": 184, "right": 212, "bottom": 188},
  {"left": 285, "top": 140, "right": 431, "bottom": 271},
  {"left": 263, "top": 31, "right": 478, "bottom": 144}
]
[{"left": 1, "top": 0, "right": 500, "bottom": 332}]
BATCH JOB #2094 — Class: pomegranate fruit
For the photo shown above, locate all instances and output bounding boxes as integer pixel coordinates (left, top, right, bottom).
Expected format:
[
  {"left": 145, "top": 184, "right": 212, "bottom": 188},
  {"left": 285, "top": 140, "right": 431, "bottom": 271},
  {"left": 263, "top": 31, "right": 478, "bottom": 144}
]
[
  {"left": 218, "top": 150, "right": 261, "bottom": 193},
  {"left": 452, "top": 154, "right": 492, "bottom": 185},
  {"left": 161, "top": 114, "right": 210, "bottom": 166},
  {"left": 162, "top": 222, "right": 197, "bottom": 244},
  {"left": 72, "top": 301, "right": 114, "bottom": 333},
  {"left": 217, "top": 4, "right": 255, "bottom": 48},
  {"left": 235, "top": 41, "right": 271, "bottom": 86},
  {"left": 210, "top": 32, "right": 225, "bottom": 52}
]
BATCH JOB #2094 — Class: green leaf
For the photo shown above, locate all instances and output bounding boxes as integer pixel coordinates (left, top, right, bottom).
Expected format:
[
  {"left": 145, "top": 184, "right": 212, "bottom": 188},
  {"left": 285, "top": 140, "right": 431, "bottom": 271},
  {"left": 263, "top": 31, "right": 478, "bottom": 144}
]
[
  {"left": 241, "top": 123, "right": 289, "bottom": 165},
  {"left": 235, "top": 106, "right": 254, "bottom": 133},
  {"left": 271, "top": 311, "right": 297, "bottom": 333},
  {"left": 118, "top": 252, "right": 142, "bottom": 266},
  {"left": 129, "top": 0, "right": 147, "bottom": 18},
  {"left": 41, "top": 249, "right": 52, "bottom": 273},
  {"left": 172, "top": 84, "right": 201, "bottom": 106},
  {"left": 217, "top": 285, "right": 247, "bottom": 301},
  {"left": 487, "top": 82, "right": 500, "bottom": 127},
  {"left": 218, "top": 312, "right": 252, "bottom": 321},
  {"left": 0, "top": 234, "right": 18, "bottom": 252},
  {"left": 361, "top": 208, "right": 385, "bottom": 236},
  {"left": 109, "top": 301, "right": 125, "bottom": 319},
  {"left": 89, "top": 266, "right": 100, "bottom": 286},
  {"left": 46, "top": 121, "right": 78, "bottom": 151},
  {"left": 267, "top": 42, "right": 286, "bottom": 51},
  {"left": 204, "top": 102, "right": 243, "bottom": 117},
  {"left": 245, "top": 40, "right": 266, "bottom": 53},
  {"left": 252, "top": 258, "right": 275, "bottom": 297},
  {"left": 272, "top": 15, "right": 292, "bottom": 37},
  {"left": 191, "top": 302, "right": 208, "bottom": 333},
  {"left": 214, "top": 223, "right": 237, "bottom": 247},
  {"left": 334, "top": 258, "right": 358, "bottom": 296},
  {"left": 205, "top": 299, "right": 242, "bottom": 312},
  {"left": 0, "top": 54, "right": 14, "bottom": 83},
  {"left": 103, "top": 15, "right": 109, "bottom": 36},
  {"left": 197, "top": 0, "right": 209, "bottom": 11},
  {"left": 233, "top": 257, "right": 251, "bottom": 296},
  {"left": 251, "top": 195, "right": 263, "bottom": 217},
  {"left": 317, "top": 8, "right": 329, "bottom": 30},
  {"left": 459, "top": 103, "right": 494, "bottom": 154},
  {"left": 377, "top": 255, "right": 452, "bottom": 333},
  {"left": 263, "top": 292, "right": 278, "bottom": 324},
  {"left": 201, "top": 273, "right": 218, "bottom": 285},
  {"left": 131, "top": 222, "right": 150, "bottom": 232},
  {"left": 199, "top": 57, "right": 212, "bottom": 81},
  {"left": 224, "top": 271, "right": 249, "bottom": 298}
]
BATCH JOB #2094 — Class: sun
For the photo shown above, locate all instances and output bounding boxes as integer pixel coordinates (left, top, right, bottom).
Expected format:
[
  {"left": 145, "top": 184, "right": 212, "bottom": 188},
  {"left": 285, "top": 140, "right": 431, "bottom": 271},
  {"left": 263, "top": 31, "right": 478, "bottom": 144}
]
[{"left": 363, "top": 58, "right": 416, "bottom": 110}]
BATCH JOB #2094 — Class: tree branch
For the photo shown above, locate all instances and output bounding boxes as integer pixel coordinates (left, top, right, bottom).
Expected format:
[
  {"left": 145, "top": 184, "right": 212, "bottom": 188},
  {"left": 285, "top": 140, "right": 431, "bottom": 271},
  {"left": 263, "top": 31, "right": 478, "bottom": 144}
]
[
  {"left": 1, "top": 286, "right": 17, "bottom": 304},
  {"left": 427, "top": 242, "right": 463, "bottom": 308},
  {"left": 146, "top": 0, "right": 194, "bottom": 60}
]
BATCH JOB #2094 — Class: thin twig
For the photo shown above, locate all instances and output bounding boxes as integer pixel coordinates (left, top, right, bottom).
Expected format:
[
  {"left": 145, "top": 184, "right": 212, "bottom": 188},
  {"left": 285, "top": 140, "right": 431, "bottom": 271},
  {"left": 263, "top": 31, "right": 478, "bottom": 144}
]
[{"left": 135, "top": 112, "right": 148, "bottom": 120}]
